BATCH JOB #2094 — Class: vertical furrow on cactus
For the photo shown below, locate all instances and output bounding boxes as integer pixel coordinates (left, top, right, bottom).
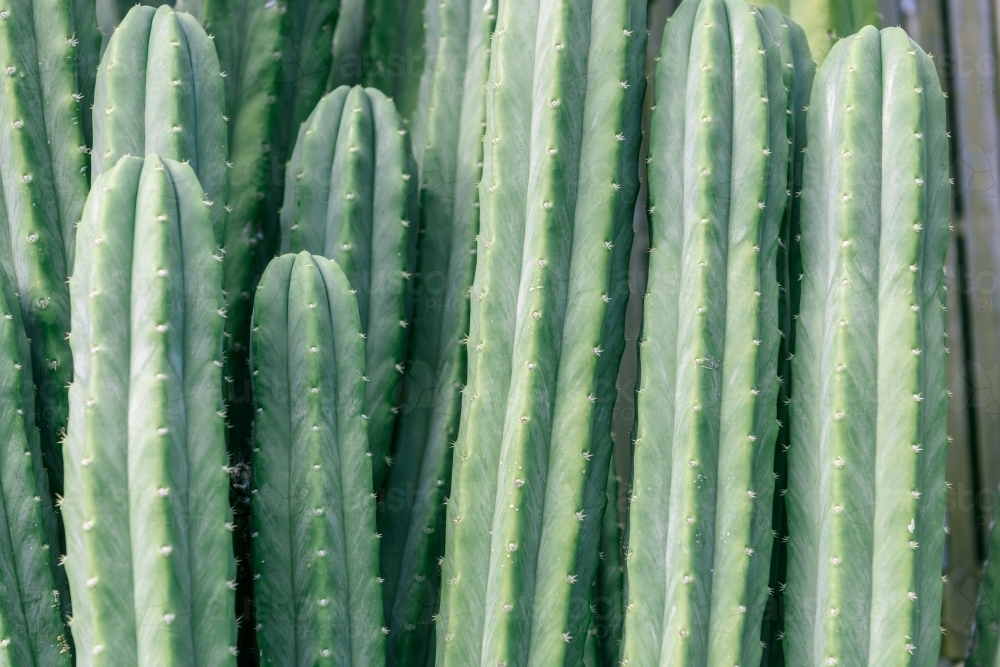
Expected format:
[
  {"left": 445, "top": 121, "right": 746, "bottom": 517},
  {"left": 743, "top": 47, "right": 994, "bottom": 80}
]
[
  {"left": 69, "top": 157, "right": 143, "bottom": 666},
  {"left": 595, "top": 458, "right": 624, "bottom": 667},
  {"left": 251, "top": 251, "right": 384, "bottom": 666},
  {"left": 433, "top": 0, "right": 538, "bottom": 661},
  {"left": 380, "top": 0, "right": 495, "bottom": 662},
  {"left": 0, "top": 266, "right": 68, "bottom": 665}
]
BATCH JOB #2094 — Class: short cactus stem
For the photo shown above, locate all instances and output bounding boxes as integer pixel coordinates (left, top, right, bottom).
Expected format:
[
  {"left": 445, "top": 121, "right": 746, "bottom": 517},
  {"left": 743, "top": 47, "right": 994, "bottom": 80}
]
[
  {"left": 622, "top": 1, "right": 790, "bottom": 664},
  {"left": 377, "top": 0, "right": 495, "bottom": 664},
  {"left": 63, "top": 154, "right": 235, "bottom": 665},
  {"left": 759, "top": 0, "right": 879, "bottom": 64},
  {"left": 250, "top": 251, "right": 385, "bottom": 666},
  {"left": 0, "top": 0, "right": 101, "bottom": 499},
  {"left": 363, "top": 0, "right": 427, "bottom": 123},
  {"left": 784, "top": 26, "right": 951, "bottom": 666},
  {"left": 0, "top": 267, "right": 70, "bottom": 664},
  {"left": 435, "top": 0, "right": 646, "bottom": 664},
  {"left": 281, "top": 85, "right": 418, "bottom": 490}
]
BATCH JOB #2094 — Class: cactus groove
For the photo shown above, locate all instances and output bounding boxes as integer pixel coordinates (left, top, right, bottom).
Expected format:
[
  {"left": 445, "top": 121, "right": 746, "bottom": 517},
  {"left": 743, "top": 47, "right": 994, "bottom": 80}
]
[
  {"left": 435, "top": 0, "right": 645, "bottom": 664},
  {"left": 377, "top": 0, "right": 495, "bottom": 663},
  {"left": 621, "top": 1, "right": 789, "bottom": 664},
  {"left": 784, "top": 26, "right": 951, "bottom": 666},
  {"left": 63, "top": 154, "right": 235, "bottom": 666},
  {"left": 0, "top": 0, "right": 101, "bottom": 498},
  {"left": 281, "top": 84, "right": 417, "bottom": 489},
  {"left": 249, "top": 250, "right": 385, "bottom": 666},
  {"left": 0, "top": 266, "right": 70, "bottom": 664}
]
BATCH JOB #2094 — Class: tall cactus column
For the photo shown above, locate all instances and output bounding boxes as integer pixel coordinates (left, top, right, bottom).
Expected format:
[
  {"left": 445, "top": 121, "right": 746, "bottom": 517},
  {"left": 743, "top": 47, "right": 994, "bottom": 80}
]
[
  {"left": 250, "top": 251, "right": 385, "bottom": 666},
  {"left": 784, "top": 26, "right": 951, "bottom": 666},
  {"left": 63, "top": 154, "right": 235, "bottom": 666},
  {"left": 281, "top": 84, "right": 417, "bottom": 489},
  {"left": 620, "top": 1, "right": 789, "bottom": 665},
  {"left": 436, "top": 0, "right": 646, "bottom": 664},
  {"left": 0, "top": 267, "right": 70, "bottom": 664},
  {"left": 377, "top": 0, "right": 495, "bottom": 663},
  {"left": 0, "top": 0, "right": 101, "bottom": 498}
]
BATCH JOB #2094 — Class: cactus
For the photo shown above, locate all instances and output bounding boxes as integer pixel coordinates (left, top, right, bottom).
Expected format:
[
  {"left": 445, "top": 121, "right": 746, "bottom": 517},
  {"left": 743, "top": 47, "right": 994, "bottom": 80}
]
[
  {"left": 435, "top": 0, "right": 645, "bottom": 664},
  {"left": 970, "top": 502, "right": 1000, "bottom": 667},
  {"left": 329, "top": 0, "right": 369, "bottom": 90},
  {"left": 0, "top": 0, "right": 100, "bottom": 498},
  {"left": 757, "top": 6, "right": 814, "bottom": 665},
  {"left": 249, "top": 250, "right": 385, "bottom": 666},
  {"left": 0, "top": 266, "right": 70, "bottom": 664},
  {"left": 593, "top": 457, "right": 624, "bottom": 666},
  {"left": 758, "top": 0, "right": 878, "bottom": 64},
  {"left": 784, "top": 26, "right": 950, "bottom": 666},
  {"left": 363, "top": 0, "right": 427, "bottom": 124},
  {"left": 280, "top": 84, "right": 417, "bottom": 489},
  {"left": 620, "top": 1, "right": 789, "bottom": 664},
  {"left": 92, "top": 4, "right": 228, "bottom": 244},
  {"left": 63, "top": 154, "right": 235, "bottom": 665},
  {"left": 376, "top": 0, "right": 494, "bottom": 662}
]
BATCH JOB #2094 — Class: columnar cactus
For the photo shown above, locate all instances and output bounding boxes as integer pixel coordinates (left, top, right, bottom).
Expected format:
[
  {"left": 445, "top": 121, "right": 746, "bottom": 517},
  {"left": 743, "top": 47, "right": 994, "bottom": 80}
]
[
  {"left": 0, "top": 0, "right": 101, "bottom": 497},
  {"left": 92, "top": 4, "right": 228, "bottom": 243},
  {"left": 249, "top": 250, "right": 385, "bottom": 666},
  {"left": 363, "top": 0, "right": 427, "bottom": 123},
  {"left": 970, "top": 505, "right": 1000, "bottom": 667},
  {"left": 435, "top": 0, "right": 645, "bottom": 664},
  {"left": 63, "top": 154, "right": 235, "bottom": 665},
  {"left": 329, "top": 0, "right": 368, "bottom": 90},
  {"left": 784, "top": 26, "right": 950, "bottom": 666},
  {"left": 758, "top": 7, "right": 814, "bottom": 664},
  {"left": 593, "top": 458, "right": 624, "bottom": 666},
  {"left": 0, "top": 267, "right": 69, "bottom": 664},
  {"left": 760, "top": 0, "right": 878, "bottom": 64},
  {"left": 620, "top": 1, "right": 789, "bottom": 664},
  {"left": 281, "top": 84, "right": 417, "bottom": 489},
  {"left": 377, "top": 0, "right": 495, "bottom": 662}
]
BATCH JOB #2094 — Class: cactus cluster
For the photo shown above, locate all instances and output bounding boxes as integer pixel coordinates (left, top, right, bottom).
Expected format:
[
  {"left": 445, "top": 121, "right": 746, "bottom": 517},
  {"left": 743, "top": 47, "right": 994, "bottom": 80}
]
[
  {"left": 760, "top": 0, "right": 879, "bottom": 64},
  {"left": 249, "top": 250, "right": 384, "bottom": 666},
  {"left": 63, "top": 154, "right": 234, "bottom": 665}
]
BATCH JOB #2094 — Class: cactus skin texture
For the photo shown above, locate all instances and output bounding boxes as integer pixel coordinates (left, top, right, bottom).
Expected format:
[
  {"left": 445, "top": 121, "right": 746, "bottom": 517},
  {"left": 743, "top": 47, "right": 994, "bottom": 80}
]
[
  {"left": 0, "top": 0, "right": 101, "bottom": 499},
  {"left": 249, "top": 251, "right": 385, "bottom": 666},
  {"left": 759, "top": 0, "right": 878, "bottom": 64},
  {"left": 620, "top": 1, "right": 789, "bottom": 665},
  {"left": 594, "top": 458, "right": 624, "bottom": 666},
  {"left": 757, "top": 7, "right": 814, "bottom": 665},
  {"left": 377, "top": 0, "right": 495, "bottom": 663},
  {"left": 363, "top": 0, "right": 427, "bottom": 124},
  {"left": 784, "top": 26, "right": 950, "bottom": 666},
  {"left": 970, "top": 503, "right": 1000, "bottom": 667},
  {"left": 63, "top": 154, "right": 235, "bottom": 666},
  {"left": 281, "top": 84, "right": 417, "bottom": 490},
  {"left": 0, "top": 267, "right": 70, "bottom": 665},
  {"left": 329, "top": 0, "right": 369, "bottom": 90},
  {"left": 434, "top": 0, "right": 645, "bottom": 664},
  {"left": 92, "top": 4, "right": 228, "bottom": 245}
]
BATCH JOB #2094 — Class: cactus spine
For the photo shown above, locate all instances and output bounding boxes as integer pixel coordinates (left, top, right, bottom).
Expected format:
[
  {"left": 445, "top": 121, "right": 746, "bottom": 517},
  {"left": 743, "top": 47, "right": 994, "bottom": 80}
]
[
  {"left": 63, "top": 154, "right": 235, "bottom": 665},
  {"left": 0, "top": 267, "right": 69, "bottom": 664},
  {"left": 435, "top": 0, "right": 645, "bottom": 664},
  {"left": 281, "top": 85, "right": 417, "bottom": 489},
  {"left": 784, "top": 26, "right": 950, "bottom": 666},
  {"left": 249, "top": 250, "right": 384, "bottom": 666},
  {"left": 0, "top": 0, "right": 100, "bottom": 497},
  {"left": 621, "top": 1, "right": 789, "bottom": 664},
  {"left": 378, "top": 0, "right": 495, "bottom": 662},
  {"left": 92, "top": 4, "right": 228, "bottom": 243},
  {"left": 758, "top": 7, "right": 814, "bottom": 665}
]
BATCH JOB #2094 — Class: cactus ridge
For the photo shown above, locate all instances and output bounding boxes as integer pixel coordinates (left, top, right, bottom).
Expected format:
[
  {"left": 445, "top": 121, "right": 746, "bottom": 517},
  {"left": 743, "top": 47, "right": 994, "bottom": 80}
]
[
  {"left": 377, "top": 0, "right": 495, "bottom": 663},
  {"left": 784, "top": 26, "right": 951, "bottom": 667},
  {"left": 435, "top": 0, "right": 646, "bottom": 664},
  {"left": 0, "top": 265, "right": 69, "bottom": 665},
  {"left": 63, "top": 154, "right": 235, "bottom": 666},
  {"left": 281, "top": 84, "right": 417, "bottom": 489},
  {"left": 249, "top": 250, "right": 384, "bottom": 666},
  {"left": 621, "top": 1, "right": 790, "bottom": 664},
  {"left": 0, "top": 0, "right": 101, "bottom": 498},
  {"left": 363, "top": 0, "right": 427, "bottom": 123},
  {"left": 92, "top": 4, "right": 228, "bottom": 245}
]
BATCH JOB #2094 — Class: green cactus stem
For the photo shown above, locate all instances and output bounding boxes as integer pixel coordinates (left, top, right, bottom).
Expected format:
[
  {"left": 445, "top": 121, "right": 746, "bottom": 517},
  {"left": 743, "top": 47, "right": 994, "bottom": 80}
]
[
  {"left": 0, "top": 0, "right": 101, "bottom": 499},
  {"left": 435, "top": 0, "right": 645, "bottom": 664},
  {"left": 594, "top": 457, "right": 624, "bottom": 666},
  {"left": 0, "top": 266, "right": 70, "bottom": 664},
  {"left": 329, "top": 0, "right": 369, "bottom": 90},
  {"left": 970, "top": 501, "right": 1000, "bottom": 667},
  {"left": 249, "top": 250, "right": 384, "bottom": 666},
  {"left": 281, "top": 84, "right": 417, "bottom": 489},
  {"left": 92, "top": 4, "right": 228, "bottom": 245},
  {"left": 784, "top": 26, "right": 951, "bottom": 666},
  {"left": 620, "top": 1, "right": 789, "bottom": 664},
  {"left": 758, "top": 0, "right": 878, "bottom": 64},
  {"left": 757, "top": 6, "right": 814, "bottom": 665},
  {"left": 63, "top": 154, "right": 235, "bottom": 666},
  {"left": 376, "top": 0, "right": 495, "bottom": 663},
  {"left": 363, "top": 0, "right": 427, "bottom": 124}
]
